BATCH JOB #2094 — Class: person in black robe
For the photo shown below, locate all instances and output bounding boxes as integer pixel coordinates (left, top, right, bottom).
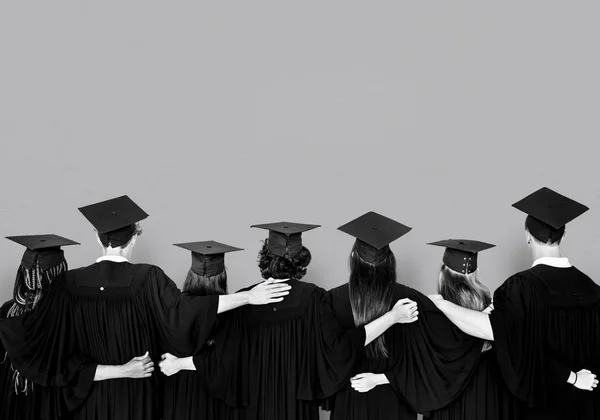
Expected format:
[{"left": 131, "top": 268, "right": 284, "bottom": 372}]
[
  {"left": 0, "top": 234, "right": 79, "bottom": 420},
  {"left": 158, "top": 220, "right": 420, "bottom": 420},
  {"left": 424, "top": 239, "right": 520, "bottom": 420},
  {"left": 322, "top": 213, "right": 485, "bottom": 420},
  {"left": 0, "top": 195, "right": 291, "bottom": 420},
  {"left": 430, "top": 187, "right": 600, "bottom": 420},
  {"left": 161, "top": 240, "right": 243, "bottom": 420}
]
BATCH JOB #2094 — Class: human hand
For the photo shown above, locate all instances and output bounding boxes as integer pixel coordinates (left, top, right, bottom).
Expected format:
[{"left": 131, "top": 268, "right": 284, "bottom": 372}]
[
  {"left": 573, "top": 369, "right": 599, "bottom": 391},
  {"left": 247, "top": 278, "right": 291, "bottom": 305},
  {"left": 159, "top": 353, "right": 184, "bottom": 377},
  {"left": 350, "top": 372, "right": 386, "bottom": 393},
  {"left": 122, "top": 351, "right": 154, "bottom": 379},
  {"left": 390, "top": 298, "right": 418, "bottom": 324}
]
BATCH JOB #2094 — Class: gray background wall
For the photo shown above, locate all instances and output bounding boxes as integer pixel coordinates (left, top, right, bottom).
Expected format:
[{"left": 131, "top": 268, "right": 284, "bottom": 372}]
[{"left": 1, "top": 3, "right": 599, "bottom": 419}]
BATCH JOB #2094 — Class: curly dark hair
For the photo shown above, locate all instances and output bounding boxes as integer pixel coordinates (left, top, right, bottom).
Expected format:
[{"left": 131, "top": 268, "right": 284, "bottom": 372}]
[{"left": 257, "top": 239, "right": 312, "bottom": 280}]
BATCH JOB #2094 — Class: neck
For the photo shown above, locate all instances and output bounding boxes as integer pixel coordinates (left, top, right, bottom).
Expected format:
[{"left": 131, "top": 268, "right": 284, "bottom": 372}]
[
  {"left": 531, "top": 245, "right": 562, "bottom": 262},
  {"left": 103, "top": 247, "right": 128, "bottom": 259}
]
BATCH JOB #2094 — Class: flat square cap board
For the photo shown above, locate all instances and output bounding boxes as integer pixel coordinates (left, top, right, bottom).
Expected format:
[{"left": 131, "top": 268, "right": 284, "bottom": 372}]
[
  {"left": 251, "top": 222, "right": 321, "bottom": 257},
  {"left": 337, "top": 211, "right": 412, "bottom": 249},
  {"left": 427, "top": 239, "right": 495, "bottom": 274},
  {"left": 175, "top": 240, "right": 243, "bottom": 276},
  {"left": 512, "top": 187, "right": 588, "bottom": 229},
  {"left": 6, "top": 234, "right": 80, "bottom": 250},
  {"left": 78, "top": 195, "right": 149, "bottom": 233}
]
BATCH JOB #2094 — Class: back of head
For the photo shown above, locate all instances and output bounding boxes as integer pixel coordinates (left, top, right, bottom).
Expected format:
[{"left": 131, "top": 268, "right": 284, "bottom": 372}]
[
  {"left": 182, "top": 269, "right": 228, "bottom": 296},
  {"left": 7, "top": 251, "right": 68, "bottom": 392},
  {"left": 9, "top": 250, "right": 68, "bottom": 318},
  {"left": 525, "top": 215, "right": 565, "bottom": 245},
  {"left": 438, "top": 264, "right": 492, "bottom": 351},
  {"left": 98, "top": 223, "right": 142, "bottom": 249},
  {"left": 257, "top": 239, "right": 312, "bottom": 280},
  {"left": 348, "top": 243, "right": 397, "bottom": 359}
]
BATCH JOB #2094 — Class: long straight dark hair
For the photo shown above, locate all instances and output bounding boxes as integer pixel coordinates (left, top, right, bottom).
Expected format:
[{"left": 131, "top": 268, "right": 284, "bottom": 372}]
[
  {"left": 182, "top": 269, "right": 228, "bottom": 296},
  {"left": 348, "top": 243, "right": 397, "bottom": 358}
]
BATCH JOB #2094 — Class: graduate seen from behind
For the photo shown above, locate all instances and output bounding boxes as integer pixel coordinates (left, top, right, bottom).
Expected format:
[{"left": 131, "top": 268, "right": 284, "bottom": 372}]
[
  {"left": 0, "top": 235, "right": 80, "bottom": 420},
  {"left": 323, "top": 213, "right": 485, "bottom": 420},
  {"left": 430, "top": 187, "right": 600, "bottom": 420},
  {"left": 0, "top": 195, "right": 290, "bottom": 420},
  {"left": 162, "top": 240, "right": 244, "bottom": 420},
  {"left": 159, "top": 221, "right": 419, "bottom": 420},
  {"left": 425, "top": 239, "right": 520, "bottom": 420}
]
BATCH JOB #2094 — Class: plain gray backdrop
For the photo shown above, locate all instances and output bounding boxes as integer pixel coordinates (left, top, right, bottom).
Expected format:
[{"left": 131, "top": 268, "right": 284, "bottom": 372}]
[{"left": 1, "top": 3, "right": 599, "bottom": 419}]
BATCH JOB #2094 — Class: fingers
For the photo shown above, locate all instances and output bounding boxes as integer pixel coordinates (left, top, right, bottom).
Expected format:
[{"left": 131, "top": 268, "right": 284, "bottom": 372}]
[
  {"left": 269, "top": 290, "right": 291, "bottom": 298},
  {"left": 397, "top": 298, "right": 415, "bottom": 305},
  {"left": 161, "top": 353, "right": 171, "bottom": 360},
  {"left": 270, "top": 278, "right": 291, "bottom": 283},
  {"left": 265, "top": 283, "right": 292, "bottom": 292},
  {"left": 351, "top": 374, "right": 365, "bottom": 381},
  {"left": 134, "top": 351, "right": 149, "bottom": 360},
  {"left": 266, "top": 297, "right": 285, "bottom": 304}
]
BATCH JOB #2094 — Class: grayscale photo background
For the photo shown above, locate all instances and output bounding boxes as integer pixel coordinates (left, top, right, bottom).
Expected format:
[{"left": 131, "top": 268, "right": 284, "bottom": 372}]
[{"left": 1, "top": 3, "right": 599, "bottom": 419}]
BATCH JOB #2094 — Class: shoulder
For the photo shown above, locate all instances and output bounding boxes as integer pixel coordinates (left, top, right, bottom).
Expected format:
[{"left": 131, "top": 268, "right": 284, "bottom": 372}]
[{"left": 327, "top": 283, "right": 349, "bottom": 300}]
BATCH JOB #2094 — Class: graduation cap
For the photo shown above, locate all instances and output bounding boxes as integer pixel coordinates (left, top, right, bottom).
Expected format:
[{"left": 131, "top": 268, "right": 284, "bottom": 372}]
[
  {"left": 512, "top": 187, "right": 589, "bottom": 243},
  {"left": 79, "top": 195, "right": 149, "bottom": 247},
  {"left": 174, "top": 241, "right": 243, "bottom": 277},
  {"left": 338, "top": 212, "right": 412, "bottom": 263},
  {"left": 251, "top": 222, "right": 321, "bottom": 257},
  {"left": 428, "top": 239, "right": 495, "bottom": 274},
  {"left": 6, "top": 234, "right": 79, "bottom": 270}
]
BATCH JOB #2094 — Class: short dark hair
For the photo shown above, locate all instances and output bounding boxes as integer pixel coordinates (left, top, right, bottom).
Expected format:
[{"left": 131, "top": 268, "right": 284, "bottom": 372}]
[
  {"left": 98, "top": 223, "right": 142, "bottom": 248},
  {"left": 257, "top": 239, "right": 311, "bottom": 280},
  {"left": 525, "top": 216, "right": 565, "bottom": 245}
]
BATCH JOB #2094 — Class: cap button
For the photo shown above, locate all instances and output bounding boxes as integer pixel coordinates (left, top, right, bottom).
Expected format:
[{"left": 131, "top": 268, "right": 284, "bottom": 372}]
[
  {"left": 272, "top": 307, "right": 277, "bottom": 312},
  {"left": 100, "top": 286, "right": 105, "bottom": 291},
  {"left": 111, "top": 211, "right": 117, "bottom": 215}
]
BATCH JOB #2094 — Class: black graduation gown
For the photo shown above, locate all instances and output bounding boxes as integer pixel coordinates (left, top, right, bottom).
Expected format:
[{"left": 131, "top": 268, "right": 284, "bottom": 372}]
[
  {"left": 426, "top": 349, "right": 522, "bottom": 420},
  {"left": 0, "top": 300, "right": 42, "bottom": 420},
  {"left": 489, "top": 264, "right": 600, "bottom": 420},
  {"left": 162, "top": 318, "right": 228, "bottom": 420},
  {"left": 323, "top": 283, "right": 484, "bottom": 420},
  {"left": 193, "top": 279, "right": 367, "bottom": 420},
  {"left": 0, "top": 261, "right": 219, "bottom": 420}
]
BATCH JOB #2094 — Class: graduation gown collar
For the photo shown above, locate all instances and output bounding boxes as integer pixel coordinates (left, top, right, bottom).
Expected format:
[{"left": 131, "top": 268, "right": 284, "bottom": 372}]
[
  {"left": 96, "top": 255, "right": 129, "bottom": 263},
  {"left": 532, "top": 257, "right": 571, "bottom": 268}
]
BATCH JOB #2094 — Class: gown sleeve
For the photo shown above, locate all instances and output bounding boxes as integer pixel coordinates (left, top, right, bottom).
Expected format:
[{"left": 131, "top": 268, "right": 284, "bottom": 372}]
[
  {"left": 0, "top": 274, "right": 98, "bottom": 416},
  {"left": 384, "top": 291, "right": 483, "bottom": 412},
  {"left": 297, "top": 290, "right": 366, "bottom": 401},
  {"left": 144, "top": 265, "right": 220, "bottom": 356},
  {"left": 489, "top": 274, "right": 570, "bottom": 407},
  {"left": 192, "top": 310, "right": 250, "bottom": 407}
]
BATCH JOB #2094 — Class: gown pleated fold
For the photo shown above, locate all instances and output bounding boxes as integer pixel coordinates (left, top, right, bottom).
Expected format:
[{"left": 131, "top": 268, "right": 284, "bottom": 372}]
[
  {"left": 490, "top": 264, "right": 600, "bottom": 420},
  {"left": 323, "top": 283, "right": 484, "bottom": 420},
  {"left": 0, "top": 261, "right": 219, "bottom": 420}
]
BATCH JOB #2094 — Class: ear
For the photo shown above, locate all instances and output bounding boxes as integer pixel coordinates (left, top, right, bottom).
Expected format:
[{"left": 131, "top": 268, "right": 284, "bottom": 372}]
[
  {"left": 129, "top": 234, "right": 138, "bottom": 248},
  {"left": 525, "top": 229, "right": 532, "bottom": 244}
]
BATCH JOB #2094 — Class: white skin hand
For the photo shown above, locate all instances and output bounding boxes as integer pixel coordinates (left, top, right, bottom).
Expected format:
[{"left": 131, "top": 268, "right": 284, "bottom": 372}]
[
  {"left": 159, "top": 353, "right": 183, "bottom": 377},
  {"left": 247, "top": 278, "right": 292, "bottom": 305},
  {"left": 350, "top": 373, "right": 381, "bottom": 393},
  {"left": 574, "top": 369, "right": 599, "bottom": 391},
  {"left": 391, "top": 298, "right": 419, "bottom": 323},
  {"left": 123, "top": 351, "right": 154, "bottom": 379}
]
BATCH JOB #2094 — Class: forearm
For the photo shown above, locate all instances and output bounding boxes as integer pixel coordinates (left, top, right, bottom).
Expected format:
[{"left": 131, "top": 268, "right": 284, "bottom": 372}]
[
  {"left": 217, "top": 292, "right": 250, "bottom": 314},
  {"left": 178, "top": 356, "right": 197, "bottom": 372},
  {"left": 437, "top": 301, "right": 494, "bottom": 341},
  {"left": 364, "top": 312, "right": 396, "bottom": 346},
  {"left": 377, "top": 373, "right": 390, "bottom": 386},
  {"left": 93, "top": 365, "right": 122, "bottom": 382}
]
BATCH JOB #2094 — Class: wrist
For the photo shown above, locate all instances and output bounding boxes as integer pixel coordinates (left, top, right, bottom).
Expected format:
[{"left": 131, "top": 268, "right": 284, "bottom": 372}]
[
  {"left": 376, "top": 373, "right": 387, "bottom": 386},
  {"left": 568, "top": 371, "right": 577, "bottom": 385},
  {"left": 240, "top": 291, "right": 251, "bottom": 305}
]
